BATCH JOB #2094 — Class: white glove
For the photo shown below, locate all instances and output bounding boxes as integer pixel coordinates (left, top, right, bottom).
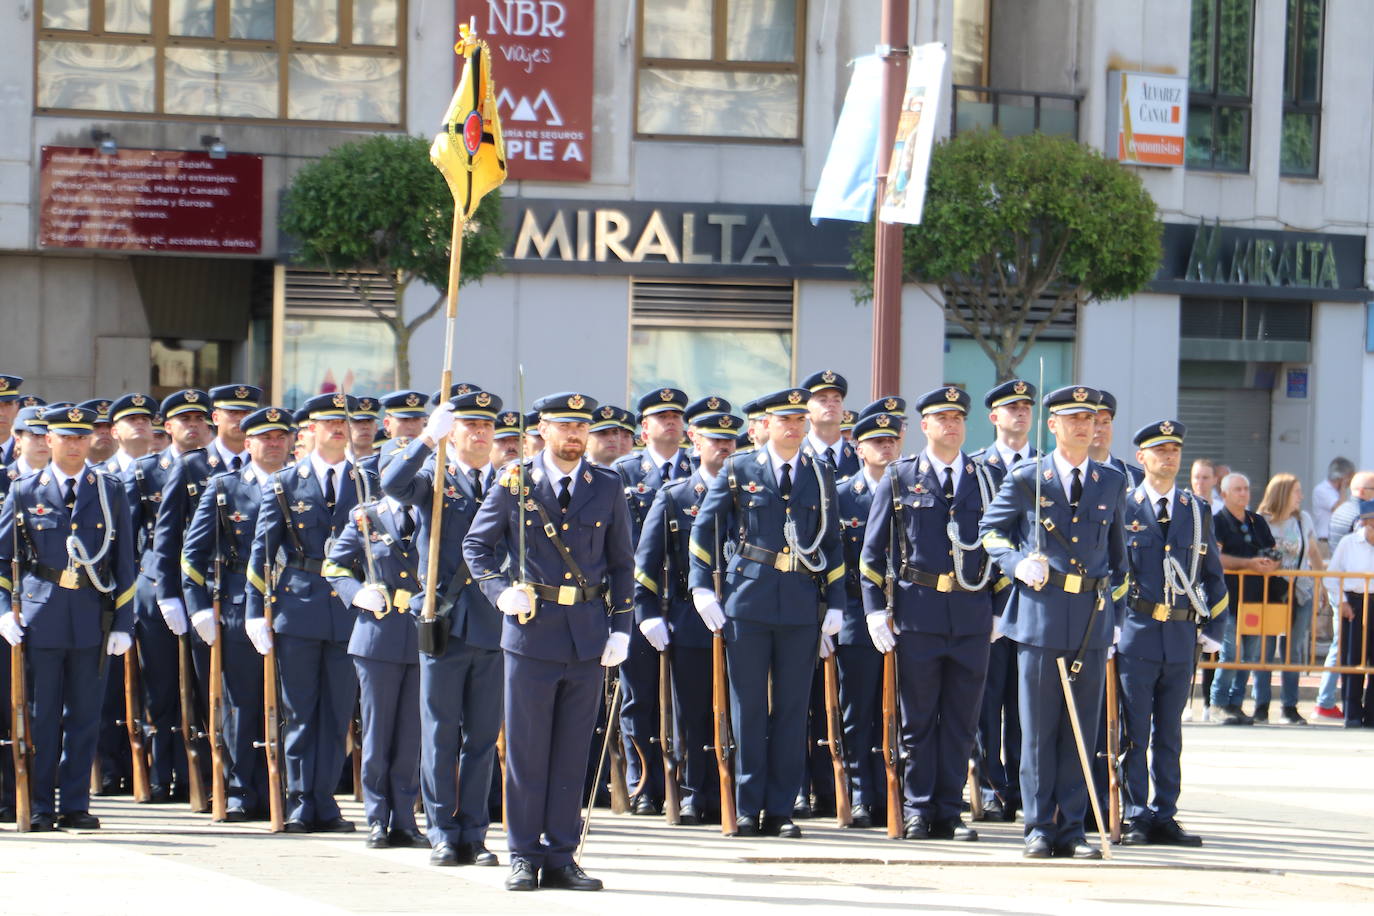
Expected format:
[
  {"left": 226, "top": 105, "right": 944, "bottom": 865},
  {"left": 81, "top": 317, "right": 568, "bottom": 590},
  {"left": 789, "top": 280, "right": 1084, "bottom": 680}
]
[
  {"left": 246, "top": 617, "right": 274, "bottom": 656},
  {"left": 866, "top": 612, "right": 896, "bottom": 653},
  {"left": 990, "top": 618, "right": 1005, "bottom": 643},
  {"left": 1113, "top": 626, "right": 1122, "bottom": 645},
  {"left": 639, "top": 617, "right": 670, "bottom": 652},
  {"left": 496, "top": 586, "right": 533, "bottom": 618},
  {"left": 1014, "top": 556, "right": 1047, "bottom": 588},
  {"left": 821, "top": 608, "right": 843, "bottom": 636},
  {"left": 423, "top": 402, "right": 456, "bottom": 443},
  {"left": 601, "top": 631, "right": 630, "bottom": 667},
  {"left": 191, "top": 609, "right": 217, "bottom": 645},
  {"left": 0, "top": 614, "right": 24, "bottom": 646},
  {"left": 692, "top": 590, "right": 725, "bottom": 632},
  {"left": 158, "top": 597, "right": 189, "bottom": 636},
  {"left": 1198, "top": 632, "right": 1222, "bottom": 654},
  {"left": 106, "top": 631, "right": 132, "bottom": 656},
  {"left": 819, "top": 633, "right": 835, "bottom": 659},
  {"left": 353, "top": 585, "right": 388, "bottom": 614}
]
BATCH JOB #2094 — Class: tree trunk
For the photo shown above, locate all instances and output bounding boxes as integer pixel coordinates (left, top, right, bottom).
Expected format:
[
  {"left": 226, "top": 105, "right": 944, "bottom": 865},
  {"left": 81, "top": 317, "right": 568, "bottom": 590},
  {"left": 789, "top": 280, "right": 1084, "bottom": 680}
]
[{"left": 392, "top": 315, "right": 410, "bottom": 389}]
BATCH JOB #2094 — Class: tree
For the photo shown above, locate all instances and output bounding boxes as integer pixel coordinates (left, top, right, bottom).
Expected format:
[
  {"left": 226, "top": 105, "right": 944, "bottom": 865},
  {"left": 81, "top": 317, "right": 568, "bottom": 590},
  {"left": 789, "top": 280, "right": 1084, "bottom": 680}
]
[
  {"left": 853, "top": 130, "right": 1162, "bottom": 381},
  {"left": 280, "top": 134, "right": 504, "bottom": 387}
]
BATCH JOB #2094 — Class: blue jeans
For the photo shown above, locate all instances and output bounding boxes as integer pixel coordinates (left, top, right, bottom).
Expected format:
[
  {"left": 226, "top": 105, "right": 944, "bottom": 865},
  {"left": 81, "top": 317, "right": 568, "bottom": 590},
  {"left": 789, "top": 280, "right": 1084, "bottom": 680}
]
[
  {"left": 1317, "top": 625, "right": 1341, "bottom": 707},
  {"left": 1209, "top": 609, "right": 1251, "bottom": 707},
  {"left": 1249, "top": 594, "right": 1313, "bottom": 709}
]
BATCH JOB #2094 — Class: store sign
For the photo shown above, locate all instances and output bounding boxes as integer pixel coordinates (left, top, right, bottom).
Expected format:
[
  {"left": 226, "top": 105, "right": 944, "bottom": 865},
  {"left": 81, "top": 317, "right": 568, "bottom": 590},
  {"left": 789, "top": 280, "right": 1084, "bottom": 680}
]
[
  {"left": 1152, "top": 220, "right": 1367, "bottom": 301},
  {"left": 458, "top": 0, "right": 593, "bottom": 181},
  {"left": 502, "top": 198, "right": 857, "bottom": 279},
  {"left": 38, "top": 146, "right": 263, "bottom": 254},
  {"left": 1105, "top": 71, "right": 1188, "bottom": 168}
]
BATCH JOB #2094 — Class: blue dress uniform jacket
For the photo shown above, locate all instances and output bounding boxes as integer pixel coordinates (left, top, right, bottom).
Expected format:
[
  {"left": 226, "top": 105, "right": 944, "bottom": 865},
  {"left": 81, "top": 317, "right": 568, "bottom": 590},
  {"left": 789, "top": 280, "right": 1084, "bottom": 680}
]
[
  {"left": 324, "top": 505, "right": 422, "bottom": 663},
  {"left": 180, "top": 467, "right": 270, "bottom": 816},
  {"left": 382, "top": 441, "right": 505, "bottom": 849},
  {"left": 802, "top": 438, "right": 860, "bottom": 479},
  {"left": 153, "top": 448, "right": 223, "bottom": 603},
  {"left": 615, "top": 448, "right": 693, "bottom": 540},
  {"left": 0, "top": 468, "right": 136, "bottom": 818},
  {"left": 833, "top": 471, "right": 884, "bottom": 809}
]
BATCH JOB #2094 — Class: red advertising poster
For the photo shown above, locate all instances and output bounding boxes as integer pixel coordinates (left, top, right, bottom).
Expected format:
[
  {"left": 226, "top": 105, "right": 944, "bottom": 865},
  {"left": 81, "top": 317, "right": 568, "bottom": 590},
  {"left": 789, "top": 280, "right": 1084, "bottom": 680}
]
[
  {"left": 38, "top": 146, "right": 264, "bottom": 254},
  {"left": 457, "top": 0, "right": 593, "bottom": 182}
]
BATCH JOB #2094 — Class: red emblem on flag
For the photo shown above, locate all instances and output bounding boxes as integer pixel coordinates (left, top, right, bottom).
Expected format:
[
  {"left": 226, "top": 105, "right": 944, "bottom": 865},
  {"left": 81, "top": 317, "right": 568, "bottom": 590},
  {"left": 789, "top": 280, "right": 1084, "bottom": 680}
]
[{"left": 463, "top": 111, "right": 483, "bottom": 155}]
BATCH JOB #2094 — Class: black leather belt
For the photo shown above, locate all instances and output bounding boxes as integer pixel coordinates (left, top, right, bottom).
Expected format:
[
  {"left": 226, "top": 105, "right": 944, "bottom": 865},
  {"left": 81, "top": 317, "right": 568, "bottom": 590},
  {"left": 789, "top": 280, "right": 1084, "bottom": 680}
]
[
  {"left": 284, "top": 557, "right": 324, "bottom": 576},
  {"left": 899, "top": 564, "right": 986, "bottom": 593},
  {"left": 33, "top": 563, "right": 99, "bottom": 591},
  {"left": 737, "top": 542, "right": 814, "bottom": 574},
  {"left": 1129, "top": 596, "right": 1196, "bottom": 623},
  {"left": 527, "top": 581, "right": 606, "bottom": 606},
  {"left": 1043, "top": 569, "right": 1109, "bottom": 595}
]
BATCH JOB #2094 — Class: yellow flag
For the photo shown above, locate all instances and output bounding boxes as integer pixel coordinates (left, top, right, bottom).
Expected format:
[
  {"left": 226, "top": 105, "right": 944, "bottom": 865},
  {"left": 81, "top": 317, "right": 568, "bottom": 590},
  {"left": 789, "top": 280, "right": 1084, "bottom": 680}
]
[{"left": 431, "top": 29, "right": 507, "bottom": 220}]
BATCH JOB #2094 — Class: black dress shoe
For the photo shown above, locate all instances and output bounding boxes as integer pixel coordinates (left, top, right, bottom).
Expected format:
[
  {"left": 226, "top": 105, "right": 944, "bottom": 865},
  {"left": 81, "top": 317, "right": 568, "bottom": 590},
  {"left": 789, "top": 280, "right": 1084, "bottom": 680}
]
[
  {"left": 847, "top": 804, "right": 873, "bottom": 829},
  {"left": 1120, "top": 818, "right": 1151, "bottom": 845},
  {"left": 223, "top": 807, "right": 250, "bottom": 823},
  {"left": 505, "top": 859, "right": 538, "bottom": 891},
  {"left": 1279, "top": 706, "right": 1307, "bottom": 726},
  {"left": 30, "top": 813, "right": 58, "bottom": 832},
  {"left": 366, "top": 824, "right": 389, "bottom": 848},
  {"left": 933, "top": 817, "right": 978, "bottom": 841},
  {"left": 760, "top": 815, "right": 801, "bottom": 838},
  {"left": 388, "top": 828, "right": 429, "bottom": 848},
  {"left": 791, "top": 799, "right": 814, "bottom": 819},
  {"left": 0, "top": 806, "right": 15, "bottom": 824},
  {"left": 1054, "top": 840, "right": 1102, "bottom": 859},
  {"left": 430, "top": 842, "right": 461, "bottom": 866},
  {"left": 630, "top": 794, "right": 658, "bottom": 816},
  {"left": 57, "top": 811, "right": 100, "bottom": 830},
  {"left": 1149, "top": 817, "right": 1203, "bottom": 847},
  {"left": 903, "top": 814, "right": 932, "bottom": 840},
  {"left": 464, "top": 842, "right": 499, "bottom": 866},
  {"left": 678, "top": 803, "right": 701, "bottom": 825},
  {"left": 283, "top": 819, "right": 311, "bottom": 833},
  {"left": 975, "top": 795, "right": 1004, "bottom": 822},
  {"left": 733, "top": 815, "right": 759, "bottom": 837},
  {"left": 1220, "top": 704, "right": 1253, "bottom": 726},
  {"left": 149, "top": 787, "right": 172, "bottom": 804},
  {"left": 1023, "top": 836, "right": 1052, "bottom": 859},
  {"left": 314, "top": 816, "right": 356, "bottom": 833},
  {"left": 540, "top": 863, "right": 603, "bottom": 891},
  {"left": 97, "top": 777, "right": 122, "bottom": 796}
]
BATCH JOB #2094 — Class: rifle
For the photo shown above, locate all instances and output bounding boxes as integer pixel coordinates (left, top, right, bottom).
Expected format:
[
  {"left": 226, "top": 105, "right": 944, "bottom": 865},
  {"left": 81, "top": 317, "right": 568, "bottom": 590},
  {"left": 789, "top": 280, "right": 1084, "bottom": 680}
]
[
  {"left": 1104, "top": 655, "right": 1122, "bottom": 844},
  {"left": 122, "top": 646, "right": 152, "bottom": 802},
  {"left": 208, "top": 503, "right": 227, "bottom": 822},
  {"left": 349, "top": 711, "right": 363, "bottom": 802},
  {"left": 881, "top": 489, "right": 902, "bottom": 839},
  {"left": 177, "top": 632, "right": 209, "bottom": 813},
  {"left": 709, "top": 519, "right": 737, "bottom": 835},
  {"left": 658, "top": 650, "right": 681, "bottom": 824},
  {"left": 1056, "top": 656, "right": 1111, "bottom": 859},
  {"left": 821, "top": 652, "right": 852, "bottom": 827},
  {"left": 258, "top": 564, "right": 285, "bottom": 832},
  {"left": 7, "top": 517, "right": 32, "bottom": 831},
  {"left": 579, "top": 677, "right": 622, "bottom": 864},
  {"left": 605, "top": 674, "right": 630, "bottom": 814}
]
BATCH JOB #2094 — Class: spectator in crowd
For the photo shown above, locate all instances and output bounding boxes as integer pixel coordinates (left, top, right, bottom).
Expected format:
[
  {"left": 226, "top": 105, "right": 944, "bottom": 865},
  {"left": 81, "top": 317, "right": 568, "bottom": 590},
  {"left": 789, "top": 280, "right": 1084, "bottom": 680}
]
[
  {"left": 1211, "top": 464, "right": 1231, "bottom": 513},
  {"left": 1186, "top": 458, "right": 1220, "bottom": 722},
  {"left": 1209, "top": 472, "right": 1280, "bottom": 725},
  {"left": 1256, "top": 473, "right": 1325, "bottom": 725},
  {"left": 1313, "top": 457, "right": 1355, "bottom": 546},
  {"left": 1324, "top": 500, "right": 1374, "bottom": 728},
  {"left": 1314, "top": 470, "right": 1374, "bottom": 719}
]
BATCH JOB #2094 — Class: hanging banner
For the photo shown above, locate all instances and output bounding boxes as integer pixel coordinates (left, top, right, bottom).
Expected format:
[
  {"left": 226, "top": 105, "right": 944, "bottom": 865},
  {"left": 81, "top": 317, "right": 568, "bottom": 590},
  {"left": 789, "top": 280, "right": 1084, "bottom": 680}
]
[
  {"left": 456, "top": 0, "right": 593, "bottom": 182},
  {"left": 878, "top": 42, "right": 946, "bottom": 226}
]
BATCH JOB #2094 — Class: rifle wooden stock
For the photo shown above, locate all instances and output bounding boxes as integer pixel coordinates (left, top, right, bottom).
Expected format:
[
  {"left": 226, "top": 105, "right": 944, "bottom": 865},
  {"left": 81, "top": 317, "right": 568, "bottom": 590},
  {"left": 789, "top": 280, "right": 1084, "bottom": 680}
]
[
  {"left": 881, "top": 647, "right": 901, "bottom": 838},
  {"left": 261, "top": 599, "right": 285, "bottom": 833},
  {"left": 606, "top": 677, "right": 630, "bottom": 814},
  {"left": 1105, "top": 655, "right": 1122, "bottom": 845},
  {"left": 123, "top": 648, "right": 151, "bottom": 802},
  {"left": 822, "top": 652, "right": 852, "bottom": 827},
  {"left": 176, "top": 633, "right": 209, "bottom": 813},
  {"left": 9, "top": 641, "right": 32, "bottom": 831},
  {"left": 349, "top": 712, "right": 363, "bottom": 802},
  {"left": 711, "top": 632, "right": 737, "bottom": 835},
  {"left": 208, "top": 596, "right": 227, "bottom": 822},
  {"left": 658, "top": 650, "right": 681, "bottom": 825},
  {"left": 967, "top": 759, "right": 984, "bottom": 822}
]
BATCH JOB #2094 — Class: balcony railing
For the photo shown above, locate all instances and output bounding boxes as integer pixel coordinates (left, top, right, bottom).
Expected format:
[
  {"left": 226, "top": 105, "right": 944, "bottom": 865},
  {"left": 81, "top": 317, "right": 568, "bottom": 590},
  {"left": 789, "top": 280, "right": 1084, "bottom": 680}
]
[{"left": 950, "top": 84, "right": 1082, "bottom": 140}]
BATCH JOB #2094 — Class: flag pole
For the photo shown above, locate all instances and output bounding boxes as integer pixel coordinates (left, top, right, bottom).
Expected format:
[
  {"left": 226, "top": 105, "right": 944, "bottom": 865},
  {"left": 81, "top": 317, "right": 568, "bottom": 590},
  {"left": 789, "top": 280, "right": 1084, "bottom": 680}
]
[{"left": 870, "top": 0, "right": 910, "bottom": 400}]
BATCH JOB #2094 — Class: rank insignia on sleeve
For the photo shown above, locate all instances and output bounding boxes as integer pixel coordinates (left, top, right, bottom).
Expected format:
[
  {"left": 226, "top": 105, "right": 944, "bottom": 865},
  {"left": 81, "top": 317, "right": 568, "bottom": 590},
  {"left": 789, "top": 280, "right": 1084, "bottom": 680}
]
[{"left": 583, "top": 471, "right": 593, "bottom": 484}]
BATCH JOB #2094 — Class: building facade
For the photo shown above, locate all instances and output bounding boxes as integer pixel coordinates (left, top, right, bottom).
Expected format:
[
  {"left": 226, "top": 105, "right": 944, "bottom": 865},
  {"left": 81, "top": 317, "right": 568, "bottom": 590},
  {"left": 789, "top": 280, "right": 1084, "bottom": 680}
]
[{"left": 1, "top": 1, "right": 1370, "bottom": 481}]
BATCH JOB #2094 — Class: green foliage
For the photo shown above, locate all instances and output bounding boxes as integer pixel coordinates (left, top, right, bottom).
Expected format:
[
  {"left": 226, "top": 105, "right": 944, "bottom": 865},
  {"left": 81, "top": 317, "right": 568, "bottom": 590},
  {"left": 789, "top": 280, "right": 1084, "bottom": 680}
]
[{"left": 852, "top": 130, "right": 1162, "bottom": 379}]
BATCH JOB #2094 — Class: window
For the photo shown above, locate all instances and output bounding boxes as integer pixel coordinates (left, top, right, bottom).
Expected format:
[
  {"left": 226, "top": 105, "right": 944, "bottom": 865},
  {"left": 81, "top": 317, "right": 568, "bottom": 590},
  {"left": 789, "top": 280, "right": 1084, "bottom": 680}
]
[
  {"left": 1280, "top": 0, "right": 1323, "bottom": 177},
  {"left": 36, "top": 1, "right": 404, "bottom": 126},
  {"left": 630, "top": 278, "right": 793, "bottom": 406},
  {"left": 1186, "top": 0, "right": 1253, "bottom": 172},
  {"left": 951, "top": 0, "right": 990, "bottom": 88},
  {"left": 636, "top": 0, "right": 804, "bottom": 142}
]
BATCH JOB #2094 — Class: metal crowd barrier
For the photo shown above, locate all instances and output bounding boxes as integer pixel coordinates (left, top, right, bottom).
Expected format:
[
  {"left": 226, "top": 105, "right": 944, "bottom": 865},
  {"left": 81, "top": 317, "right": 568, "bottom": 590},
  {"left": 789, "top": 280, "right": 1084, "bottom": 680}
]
[{"left": 1199, "top": 568, "right": 1374, "bottom": 675}]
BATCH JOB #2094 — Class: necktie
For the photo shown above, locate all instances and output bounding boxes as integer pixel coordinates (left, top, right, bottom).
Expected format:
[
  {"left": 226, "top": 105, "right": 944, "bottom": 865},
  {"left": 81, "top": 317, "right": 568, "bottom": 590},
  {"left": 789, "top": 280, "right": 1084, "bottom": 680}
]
[
  {"left": 942, "top": 466, "right": 955, "bottom": 500},
  {"left": 64, "top": 478, "right": 77, "bottom": 513},
  {"left": 400, "top": 508, "right": 416, "bottom": 544},
  {"left": 324, "top": 467, "right": 337, "bottom": 509},
  {"left": 470, "top": 468, "right": 484, "bottom": 502},
  {"left": 231, "top": 455, "right": 242, "bottom": 472},
  {"left": 1012, "top": 452, "right": 1022, "bottom": 466},
  {"left": 824, "top": 447, "right": 837, "bottom": 469},
  {"left": 661, "top": 461, "right": 672, "bottom": 483},
  {"left": 1157, "top": 496, "right": 1171, "bottom": 538},
  {"left": 780, "top": 462, "right": 792, "bottom": 498},
  {"left": 558, "top": 476, "right": 572, "bottom": 512},
  {"left": 1070, "top": 467, "right": 1083, "bottom": 507}
]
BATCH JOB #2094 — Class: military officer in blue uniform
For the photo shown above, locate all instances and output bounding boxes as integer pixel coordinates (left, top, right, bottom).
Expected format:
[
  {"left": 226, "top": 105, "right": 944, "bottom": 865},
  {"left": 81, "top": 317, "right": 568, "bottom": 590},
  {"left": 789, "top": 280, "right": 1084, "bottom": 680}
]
[
  {"left": 383, "top": 387, "right": 506, "bottom": 867},
  {"left": 834, "top": 408, "right": 903, "bottom": 829},
  {"left": 802, "top": 370, "right": 859, "bottom": 478},
  {"left": 0, "top": 374, "right": 22, "bottom": 467},
  {"left": 859, "top": 387, "right": 1004, "bottom": 841},
  {"left": 688, "top": 387, "right": 846, "bottom": 838},
  {"left": 75, "top": 398, "right": 118, "bottom": 469},
  {"left": 463, "top": 392, "right": 634, "bottom": 892},
  {"left": 379, "top": 390, "right": 430, "bottom": 445},
  {"left": 586, "top": 404, "right": 636, "bottom": 468},
  {"left": 0, "top": 405, "right": 137, "bottom": 830},
  {"left": 740, "top": 398, "right": 767, "bottom": 454},
  {"left": 324, "top": 441, "right": 427, "bottom": 850},
  {"left": 980, "top": 385, "right": 1130, "bottom": 860},
  {"left": 8, "top": 407, "right": 51, "bottom": 480},
  {"left": 1116, "top": 420, "right": 1227, "bottom": 847},
  {"left": 105, "top": 393, "right": 158, "bottom": 476},
  {"left": 348, "top": 395, "right": 382, "bottom": 474},
  {"left": 522, "top": 409, "right": 544, "bottom": 457},
  {"left": 633, "top": 408, "right": 742, "bottom": 824},
  {"left": 490, "top": 410, "right": 523, "bottom": 467},
  {"left": 204, "top": 385, "right": 260, "bottom": 472},
  {"left": 969, "top": 378, "right": 1037, "bottom": 821},
  {"left": 683, "top": 396, "right": 731, "bottom": 470},
  {"left": 245, "top": 392, "right": 372, "bottom": 833},
  {"left": 1091, "top": 390, "right": 1144, "bottom": 488},
  {"left": 180, "top": 405, "right": 294, "bottom": 820}
]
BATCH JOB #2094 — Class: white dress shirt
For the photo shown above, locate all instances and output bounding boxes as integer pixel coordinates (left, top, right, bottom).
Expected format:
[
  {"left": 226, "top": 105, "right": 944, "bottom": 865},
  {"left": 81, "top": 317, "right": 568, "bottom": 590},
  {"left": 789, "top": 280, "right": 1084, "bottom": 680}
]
[
  {"left": 924, "top": 449, "right": 963, "bottom": 494},
  {"left": 1051, "top": 450, "right": 1091, "bottom": 500}
]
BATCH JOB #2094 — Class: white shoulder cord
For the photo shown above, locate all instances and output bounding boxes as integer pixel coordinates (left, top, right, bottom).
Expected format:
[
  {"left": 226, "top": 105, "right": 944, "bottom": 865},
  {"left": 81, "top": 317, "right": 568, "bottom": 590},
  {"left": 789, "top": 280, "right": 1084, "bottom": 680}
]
[
  {"left": 786, "top": 457, "right": 830, "bottom": 573},
  {"left": 1163, "top": 494, "right": 1208, "bottom": 616},
  {"left": 949, "top": 462, "right": 995, "bottom": 591},
  {"left": 66, "top": 477, "right": 117, "bottom": 594}
]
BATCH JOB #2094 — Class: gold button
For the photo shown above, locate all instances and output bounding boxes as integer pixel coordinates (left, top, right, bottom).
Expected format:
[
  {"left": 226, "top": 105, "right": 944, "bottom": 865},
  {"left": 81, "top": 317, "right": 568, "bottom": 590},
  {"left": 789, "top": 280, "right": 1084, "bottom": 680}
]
[
  {"left": 564, "top": 572, "right": 572, "bottom": 580},
  {"left": 1072, "top": 516, "right": 1078, "bottom": 524},
  {"left": 330, "top": 590, "right": 337, "bottom": 597},
  {"left": 400, "top": 571, "right": 408, "bottom": 578},
  {"left": 562, "top": 523, "right": 569, "bottom": 530},
  {"left": 1071, "top": 536, "right": 1079, "bottom": 543},
  {"left": 526, "top": 519, "right": 532, "bottom": 526},
  {"left": 465, "top": 578, "right": 472, "bottom": 585},
  {"left": 297, "top": 523, "right": 304, "bottom": 528},
  {"left": 595, "top": 521, "right": 602, "bottom": 527},
  {"left": 1164, "top": 545, "right": 1172, "bottom": 552},
  {"left": 96, "top": 523, "right": 103, "bottom": 529},
  {"left": 781, "top": 546, "right": 790, "bottom": 554}
]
